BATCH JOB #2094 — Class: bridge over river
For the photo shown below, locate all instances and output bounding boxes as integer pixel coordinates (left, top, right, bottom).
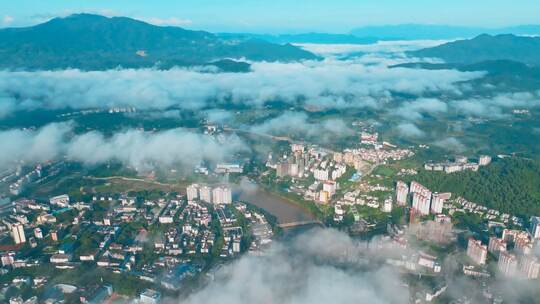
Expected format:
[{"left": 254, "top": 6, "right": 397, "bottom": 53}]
[{"left": 278, "top": 220, "right": 323, "bottom": 229}]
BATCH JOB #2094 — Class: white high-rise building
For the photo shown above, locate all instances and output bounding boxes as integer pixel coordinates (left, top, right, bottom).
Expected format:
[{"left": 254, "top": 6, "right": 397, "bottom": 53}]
[
  {"left": 212, "top": 187, "right": 223, "bottom": 205},
  {"left": 412, "top": 192, "right": 431, "bottom": 215},
  {"left": 410, "top": 181, "right": 425, "bottom": 194},
  {"left": 313, "top": 169, "right": 329, "bottom": 181},
  {"left": 222, "top": 187, "right": 232, "bottom": 204},
  {"left": 431, "top": 192, "right": 451, "bottom": 214},
  {"left": 488, "top": 237, "right": 507, "bottom": 257},
  {"left": 530, "top": 216, "right": 540, "bottom": 239},
  {"left": 186, "top": 184, "right": 199, "bottom": 201},
  {"left": 519, "top": 256, "right": 540, "bottom": 279},
  {"left": 382, "top": 197, "right": 393, "bottom": 213},
  {"left": 288, "top": 163, "right": 299, "bottom": 177},
  {"left": 319, "top": 190, "right": 330, "bottom": 204},
  {"left": 395, "top": 181, "right": 409, "bottom": 206},
  {"left": 322, "top": 181, "right": 337, "bottom": 196},
  {"left": 34, "top": 228, "right": 43, "bottom": 239},
  {"left": 49, "top": 194, "right": 70, "bottom": 207},
  {"left": 200, "top": 186, "right": 212, "bottom": 203},
  {"left": 498, "top": 252, "right": 518, "bottom": 276},
  {"left": 12, "top": 223, "right": 26, "bottom": 244},
  {"left": 410, "top": 181, "right": 431, "bottom": 215},
  {"left": 478, "top": 155, "right": 492, "bottom": 166},
  {"left": 291, "top": 144, "right": 305, "bottom": 153},
  {"left": 331, "top": 164, "right": 347, "bottom": 180},
  {"left": 467, "top": 238, "right": 487, "bottom": 265},
  {"left": 212, "top": 186, "right": 232, "bottom": 205}
]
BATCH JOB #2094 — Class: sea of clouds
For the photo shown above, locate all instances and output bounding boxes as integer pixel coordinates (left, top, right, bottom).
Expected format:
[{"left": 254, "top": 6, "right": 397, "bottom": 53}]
[
  {"left": 0, "top": 122, "right": 247, "bottom": 171},
  {"left": 1, "top": 40, "right": 539, "bottom": 169},
  {"left": 176, "top": 228, "right": 410, "bottom": 304}
]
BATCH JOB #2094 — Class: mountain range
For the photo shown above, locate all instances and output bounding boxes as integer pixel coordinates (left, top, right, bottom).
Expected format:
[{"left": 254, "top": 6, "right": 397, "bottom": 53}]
[
  {"left": 0, "top": 14, "right": 318, "bottom": 71},
  {"left": 393, "top": 60, "right": 540, "bottom": 92},
  {"left": 220, "top": 24, "right": 540, "bottom": 45},
  {"left": 2, "top": 13, "right": 540, "bottom": 77},
  {"left": 397, "top": 34, "right": 540, "bottom": 92},
  {"left": 409, "top": 34, "right": 540, "bottom": 65},
  {"left": 218, "top": 32, "right": 379, "bottom": 45},
  {"left": 350, "top": 24, "right": 540, "bottom": 40}
]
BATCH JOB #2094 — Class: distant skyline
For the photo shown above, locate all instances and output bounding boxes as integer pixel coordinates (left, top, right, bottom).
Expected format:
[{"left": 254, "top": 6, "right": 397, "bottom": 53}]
[{"left": 2, "top": 0, "right": 540, "bottom": 33}]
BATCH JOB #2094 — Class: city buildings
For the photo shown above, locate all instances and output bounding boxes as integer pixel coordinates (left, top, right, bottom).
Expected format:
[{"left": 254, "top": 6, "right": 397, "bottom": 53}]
[
  {"left": 424, "top": 155, "right": 489, "bottom": 174},
  {"left": 322, "top": 181, "right": 337, "bottom": 196},
  {"left": 412, "top": 192, "right": 431, "bottom": 216},
  {"left": 313, "top": 168, "right": 329, "bottom": 181},
  {"left": 382, "top": 197, "right": 393, "bottom": 213},
  {"left": 199, "top": 186, "right": 212, "bottom": 203},
  {"left": 34, "top": 228, "right": 43, "bottom": 239},
  {"left": 488, "top": 237, "right": 507, "bottom": 257},
  {"left": 467, "top": 238, "right": 487, "bottom": 265},
  {"left": 215, "top": 163, "right": 243, "bottom": 174},
  {"left": 291, "top": 143, "right": 305, "bottom": 153},
  {"left": 49, "top": 194, "right": 70, "bottom": 207},
  {"left": 360, "top": 132, "right": 378, "bottom": 145},
  {"left": 276, "top": 163, "right": 289, "bottom": 178},
  {"left": 395, "top": 181, "right": 409, "bottom": 206},
  {"left": 139, "top": 289, "right": 161, "bottom": 304},
  {"left": 498, "top": 252, "right": 518, "bottom": 277},
  {"left": 431, "top": 192, "right": 451, "bottom": 214},
  {"left": 289, "top": 163, "right": 299, "bottom": 177},
  {"left": 478, "top": 155, "right": 492, "bottom": 166},
  {"left": 212, "top": 186, "right": 232, "bottom": 205},
  {"left": 519, "top": 256, "right": 540, "bottom": 279},
  {"left": 11, "top": 223, "right": 26, "bottom": 244},
  {"left": 186, "top": 184, "right": 199, "bottom": 201},
  {"left": 530, "top": 216, "right": 540, "bottom": 239},
  {"left": 319, "top": 190, "right": 330, "bottom": 204}
]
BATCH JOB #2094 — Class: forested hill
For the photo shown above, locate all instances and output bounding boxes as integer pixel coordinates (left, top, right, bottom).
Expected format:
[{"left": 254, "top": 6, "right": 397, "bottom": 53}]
[
  {"left": 0, "top": 14, "right": 318, "bottom": 71},
  {"left": 392, "top": 60, "right": 540, "bottom": 92},
  {"left": 407, "top": 158, "right": 540, "bottom": 217},
  {"left": 409, "top": 34, "right": 540, "bottom": 65}
]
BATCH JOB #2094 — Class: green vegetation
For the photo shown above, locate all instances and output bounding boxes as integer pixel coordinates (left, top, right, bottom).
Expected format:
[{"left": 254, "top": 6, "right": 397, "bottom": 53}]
[
  {"left": 453, "top": 212, "right": 485, "bottom": 235},
  {"left": 395, "top": 60, "right": 540, "bottom": 93},
  {"left": 0, "top": 13, "right": 317, "bottom": 71},
  {"left": 410, "top": 34, "right": 540, "bottom": 65},
  {"left": 407, "top": 157, "right": 540, "bottom": 217}
]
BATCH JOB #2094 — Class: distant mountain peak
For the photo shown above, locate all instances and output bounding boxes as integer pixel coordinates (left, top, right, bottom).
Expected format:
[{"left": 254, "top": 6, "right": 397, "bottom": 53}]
[
  {"left": 350, "top": 24, "right": 540, "bottom": 40},
  {"left": 409, "top": 34, "right": 540, "bottom": 65},
  {"left": 0, "top": 14, "right": 318, "bottom": 71},
  {"left": 65, "top": 13, "right": 109, "bottom": 19}
]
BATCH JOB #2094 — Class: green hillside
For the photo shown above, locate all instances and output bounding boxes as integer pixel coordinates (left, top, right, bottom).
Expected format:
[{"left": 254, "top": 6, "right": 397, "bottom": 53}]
[
  {"left": 409, "top": 34, "right": 540, "bottom": 65},
  {"left": 407, "top": 158, "right": 540, "bottom": 217},
  {"left": 0, "top": 14, "right": 318, "bottom": 71}
]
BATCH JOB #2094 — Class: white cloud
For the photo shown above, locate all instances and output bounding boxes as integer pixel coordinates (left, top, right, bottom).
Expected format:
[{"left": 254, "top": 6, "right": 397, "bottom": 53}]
[
  {"left": 2, "top": 15, "right": 14, "bottom": 25},
  {"left": 250, "top": 112, "right": 353, "bottom": 141},
  {"left": 139, "top": 17, "right": 193, "bottom": 27},
  {"left": 0, "top": 123, "right": 71, "bottom": 169},
  {"left": 180, "top": 229, "right": 409, "bottom": 304},
  {"left": 394, "top": 98, "right": 449, "bottom": 121},
  {"left": 0, "top": 123, "right": 247, "bottom": 171},
  {"left": 433, "top": 137, "right": 466, "bottom": 152},
  {"left": 395, "top": 122, "right": 425, "bottom": 138},
  {"left": 205, "top": 109, "right": 234, "bottom": 124},
  {"left": 297, "top": 40, "right": 451, "bottom": 56},
  {"left": 0, "top": 59, "right": 483, "bottom": 117},
  {"left": 451, "top": 92, "right": 540, "bottom": 119}
]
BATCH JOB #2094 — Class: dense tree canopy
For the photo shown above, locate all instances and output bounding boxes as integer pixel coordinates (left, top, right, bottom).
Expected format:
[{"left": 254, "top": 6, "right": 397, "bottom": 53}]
[{"left": 408, "top": 158, "right": 540, "bottom": 217}]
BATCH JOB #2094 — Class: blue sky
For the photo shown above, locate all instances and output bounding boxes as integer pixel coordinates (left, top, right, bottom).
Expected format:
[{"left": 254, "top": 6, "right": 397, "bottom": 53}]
[{"left": 2, "top": 0, "right": 540, "bottom": 33}]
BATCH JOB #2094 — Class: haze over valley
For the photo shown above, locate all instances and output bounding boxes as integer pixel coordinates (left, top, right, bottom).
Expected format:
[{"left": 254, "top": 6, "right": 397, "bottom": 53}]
[{"left": 1, "top": 3, "right": 540, "bottom": 303}]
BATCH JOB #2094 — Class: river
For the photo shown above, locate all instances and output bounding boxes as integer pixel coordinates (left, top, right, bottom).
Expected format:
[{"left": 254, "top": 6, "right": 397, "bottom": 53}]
[{"left": 234, "top": 182, "right": 317, "bottom": 225}]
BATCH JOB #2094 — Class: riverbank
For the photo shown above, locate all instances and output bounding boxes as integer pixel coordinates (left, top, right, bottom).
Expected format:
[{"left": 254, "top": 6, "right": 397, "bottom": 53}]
[{"left": 235, "top": 184, "right": 318, "bottom": 225}]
